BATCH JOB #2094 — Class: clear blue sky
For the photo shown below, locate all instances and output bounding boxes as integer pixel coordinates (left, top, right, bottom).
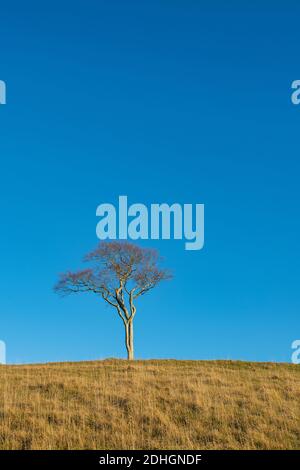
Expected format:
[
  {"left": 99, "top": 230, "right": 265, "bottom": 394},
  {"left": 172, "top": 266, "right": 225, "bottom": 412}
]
[{"left": 0, "top": 1, "right": 299, "bottom": 363}]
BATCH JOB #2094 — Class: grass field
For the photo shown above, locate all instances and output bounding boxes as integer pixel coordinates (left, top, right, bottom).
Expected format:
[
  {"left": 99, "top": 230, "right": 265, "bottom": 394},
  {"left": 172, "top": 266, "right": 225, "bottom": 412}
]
[{"left": 0, "top": 359, "right": 299, "bottom": 450}]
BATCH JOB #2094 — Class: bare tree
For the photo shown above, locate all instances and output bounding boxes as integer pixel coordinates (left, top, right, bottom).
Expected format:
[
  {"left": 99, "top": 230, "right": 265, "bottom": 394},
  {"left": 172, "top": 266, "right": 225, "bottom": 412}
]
[{"left": 54, "top": 242, "right": 171, "bottom": 360}]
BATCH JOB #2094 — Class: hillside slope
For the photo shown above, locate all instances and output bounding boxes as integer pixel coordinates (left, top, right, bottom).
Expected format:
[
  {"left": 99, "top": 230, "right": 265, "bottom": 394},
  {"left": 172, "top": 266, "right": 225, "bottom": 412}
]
[{"left": 0, "top": 360, "right": 299, "bottom": 450}]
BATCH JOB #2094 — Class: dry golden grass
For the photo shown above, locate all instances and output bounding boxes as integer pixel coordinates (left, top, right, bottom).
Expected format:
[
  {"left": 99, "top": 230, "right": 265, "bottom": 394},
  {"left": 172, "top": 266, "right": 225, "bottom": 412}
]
[{"left": 0, "top": 359, "right": 299, "bottom": 450}]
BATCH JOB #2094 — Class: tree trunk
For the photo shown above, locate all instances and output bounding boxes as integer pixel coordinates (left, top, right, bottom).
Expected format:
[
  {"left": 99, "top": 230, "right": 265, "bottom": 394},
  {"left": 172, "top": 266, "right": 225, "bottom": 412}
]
[
  {"left": 125, "top": 320, "right": 134, "bottom": 360},
  {"left": 129, "top": 320, "right": 134, "bottom": 360}
]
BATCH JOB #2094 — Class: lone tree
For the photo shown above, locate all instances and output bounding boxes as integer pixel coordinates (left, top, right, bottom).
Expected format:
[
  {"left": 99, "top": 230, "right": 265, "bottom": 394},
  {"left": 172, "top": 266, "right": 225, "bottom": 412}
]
[{"left": 55, "top": 241, "right": 171, "bottom": 360}]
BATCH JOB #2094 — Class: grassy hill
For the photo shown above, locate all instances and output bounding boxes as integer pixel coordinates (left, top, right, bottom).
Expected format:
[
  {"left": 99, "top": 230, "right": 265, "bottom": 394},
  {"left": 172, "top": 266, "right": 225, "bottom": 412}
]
[{"left": 0, "top": 359, "right": 299, "bottom": 450}]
